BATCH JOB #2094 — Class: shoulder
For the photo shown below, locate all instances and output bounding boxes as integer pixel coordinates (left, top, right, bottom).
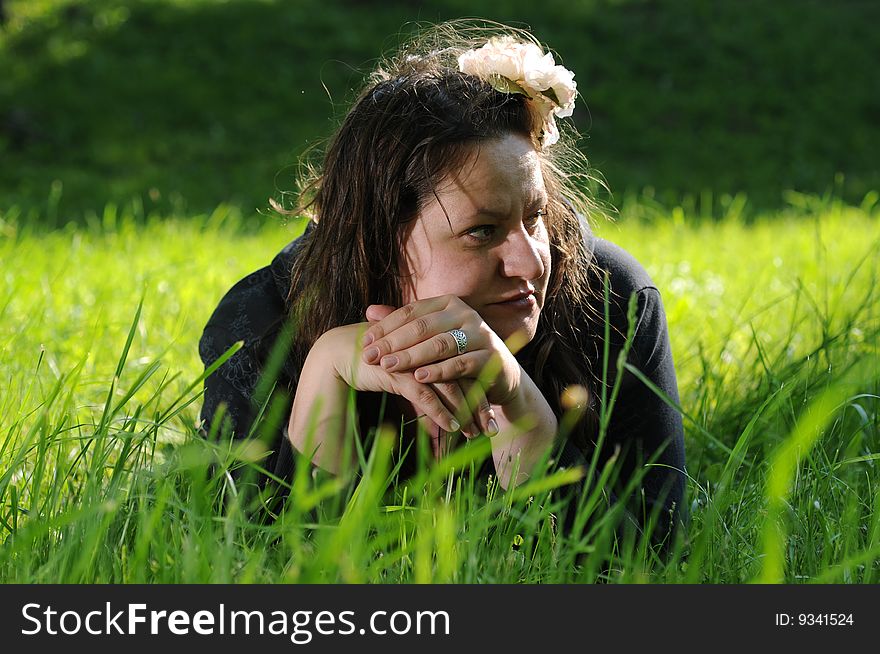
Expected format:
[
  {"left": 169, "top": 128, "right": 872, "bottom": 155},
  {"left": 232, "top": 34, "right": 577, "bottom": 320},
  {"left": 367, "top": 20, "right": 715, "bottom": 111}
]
[
  {"left": 199, "top": 221, "right": 314, "bottom": 367},
  {"left": 584, "top": 235, "right": 661, "bottom": 332},
  {"left": 268, "top": 220, "right": 315, "bottom": 299},
  {"left": 587, "top": 236, "right": 657, "bottom": 300},
  {"left": 581, "top": 235, "right": 671, "bottom": 375}
]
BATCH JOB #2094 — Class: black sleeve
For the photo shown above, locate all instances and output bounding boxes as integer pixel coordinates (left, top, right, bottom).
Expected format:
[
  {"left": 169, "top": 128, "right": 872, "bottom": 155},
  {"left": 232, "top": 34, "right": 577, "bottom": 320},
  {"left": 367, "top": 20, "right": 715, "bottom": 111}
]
[
  {"left": 198, "top": 264, "right": 296, "bottom": 485},
  {"left": 199, "top": 324, "right": 270, "bottom": 443},
  {"left": 605, "top": 286, "right": 687, "bottom": 542},
  {"left": 573, "top": 238, "right": 688, "bottom": 547}
]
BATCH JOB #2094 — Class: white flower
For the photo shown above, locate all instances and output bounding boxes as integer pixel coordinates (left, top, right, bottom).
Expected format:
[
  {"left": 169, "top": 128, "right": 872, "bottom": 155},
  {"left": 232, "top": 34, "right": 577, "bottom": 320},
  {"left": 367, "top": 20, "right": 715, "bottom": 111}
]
[
  {"left": 521, "top": 48, "right": 556, "bottom": 86},
  {"left": 458, "top": 36, "right": 531, "bottom": 82},
  {"left": 458, "top": 36, "right": 578, "bottom": 147},
  {"left": 542, "top": 65, "right": 578, "bottom": 117}
]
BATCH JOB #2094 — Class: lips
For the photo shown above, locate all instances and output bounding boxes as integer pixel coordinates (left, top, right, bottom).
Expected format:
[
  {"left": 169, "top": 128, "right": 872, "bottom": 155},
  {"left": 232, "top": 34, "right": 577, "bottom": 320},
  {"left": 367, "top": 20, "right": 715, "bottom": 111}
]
[
  {"left": 490, "top": 291, "right": 538, "bottom": 312},
  {"left": 492, "top": 288, "right": 536, "bottom": 304}
]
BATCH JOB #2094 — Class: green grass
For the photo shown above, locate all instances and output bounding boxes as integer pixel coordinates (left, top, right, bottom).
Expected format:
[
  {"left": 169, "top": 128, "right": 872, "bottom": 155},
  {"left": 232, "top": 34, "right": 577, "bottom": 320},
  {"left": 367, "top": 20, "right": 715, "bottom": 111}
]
[
  {"left": 1, "top": 193, "right": 878, "bottom": 583},
  {"left": 2, "top": 0, "right": 879, "bottom": 221}
]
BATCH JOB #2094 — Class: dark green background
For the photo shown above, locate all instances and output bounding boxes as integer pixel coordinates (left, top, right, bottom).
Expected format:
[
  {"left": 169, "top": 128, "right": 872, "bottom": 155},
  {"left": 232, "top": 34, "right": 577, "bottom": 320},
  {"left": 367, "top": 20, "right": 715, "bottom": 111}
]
[{"left": 2, "top": 0, "right": 877, "bottom": 224}]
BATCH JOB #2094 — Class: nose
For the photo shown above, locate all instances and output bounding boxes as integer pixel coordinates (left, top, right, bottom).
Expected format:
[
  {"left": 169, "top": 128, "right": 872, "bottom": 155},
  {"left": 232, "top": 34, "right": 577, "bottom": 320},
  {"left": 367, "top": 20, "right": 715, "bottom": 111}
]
[{"left": 497, "top": 226, "right": 546, "bottom": 281}]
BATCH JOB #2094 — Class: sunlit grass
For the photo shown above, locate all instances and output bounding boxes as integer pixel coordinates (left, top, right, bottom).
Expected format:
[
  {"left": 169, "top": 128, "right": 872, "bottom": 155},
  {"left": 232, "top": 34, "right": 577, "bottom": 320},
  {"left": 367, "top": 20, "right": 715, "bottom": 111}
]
[{"left": 1, "top": 193, "right": 878, "bottom": 583}]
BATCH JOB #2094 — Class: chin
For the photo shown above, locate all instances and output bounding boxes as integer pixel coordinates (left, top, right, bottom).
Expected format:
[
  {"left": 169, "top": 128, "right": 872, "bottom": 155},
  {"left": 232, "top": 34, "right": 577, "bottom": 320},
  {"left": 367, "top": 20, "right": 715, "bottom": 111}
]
[{"left": 489, "top": 316, "right": 539, "bottom": 350}]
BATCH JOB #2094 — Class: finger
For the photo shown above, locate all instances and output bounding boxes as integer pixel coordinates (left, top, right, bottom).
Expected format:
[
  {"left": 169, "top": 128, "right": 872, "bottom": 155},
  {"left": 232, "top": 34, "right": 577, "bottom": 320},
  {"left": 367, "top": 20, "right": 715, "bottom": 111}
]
[
  {"left": 361, "top": 296, "right": 451, "bottom": 349},
  {"left": 392, "top": 374, "right": 460, "bottom": 434},
  {"left": 374, "top": 300, "right": 477, "bottom": 362},
  {"left": 410, "top": 351, "right": 488, "bottom": 383},
  {"left": 378, "top": 324, "right": 486, "bottom": 371},
  {"left": 365, "top": 304, "right": 396, "bottom": 323},
  {"left": 365, "top": 309, "right": 457, "bottom": 365},
  {"left": 459, "top": 379, "right": 498, "bottom": 438},
  {"left": 430, "top": 380, "right": 478, "bottom": 438}
]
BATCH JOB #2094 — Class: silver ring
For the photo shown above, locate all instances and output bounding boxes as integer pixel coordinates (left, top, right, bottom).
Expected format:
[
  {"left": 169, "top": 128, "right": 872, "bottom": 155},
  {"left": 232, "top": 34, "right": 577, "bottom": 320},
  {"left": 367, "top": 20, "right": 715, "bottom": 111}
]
[{"left": 448, "top": 329, "right": 468, "bottom": 355}]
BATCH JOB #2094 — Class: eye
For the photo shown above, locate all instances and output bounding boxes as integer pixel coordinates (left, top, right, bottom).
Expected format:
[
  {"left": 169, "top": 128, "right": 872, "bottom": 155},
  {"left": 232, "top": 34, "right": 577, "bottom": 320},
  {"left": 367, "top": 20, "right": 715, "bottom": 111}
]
[
  {"left": 525, "top": 208, "right": 547, "bottom": 228},
  {"left": 465, "top": 225, "right": 496, "bottom": 243}
]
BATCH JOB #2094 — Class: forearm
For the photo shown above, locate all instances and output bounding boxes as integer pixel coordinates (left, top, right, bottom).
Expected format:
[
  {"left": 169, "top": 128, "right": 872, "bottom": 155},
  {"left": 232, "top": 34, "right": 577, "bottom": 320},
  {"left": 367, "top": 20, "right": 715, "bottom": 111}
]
[
  {"left": 490, "top": 372, "right": 558, "bottom": 491},
  {"left": 287, "top": 346, "right": 355, "bottom": 475}
]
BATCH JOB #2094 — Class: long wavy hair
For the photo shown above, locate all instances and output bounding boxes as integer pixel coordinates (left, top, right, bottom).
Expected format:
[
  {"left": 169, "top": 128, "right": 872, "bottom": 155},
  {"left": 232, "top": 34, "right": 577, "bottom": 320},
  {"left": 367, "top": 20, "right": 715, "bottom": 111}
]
[{"left": 280, "top": 20, "right": 605, "bottom": 450}]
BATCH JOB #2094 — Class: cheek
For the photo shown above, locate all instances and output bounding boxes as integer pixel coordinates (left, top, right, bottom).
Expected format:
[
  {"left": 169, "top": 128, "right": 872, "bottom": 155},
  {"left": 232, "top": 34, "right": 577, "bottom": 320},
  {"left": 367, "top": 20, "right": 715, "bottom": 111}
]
[
  {"left": 538, "top": 234, "right": 552, "bottom": 283},
  {"left": 401, "top": 250, "right": 494, "bottom": 304},
  {"left": 413, "top": 255, "right": 480, "bottom": 297},
  {"left": 400, "top": 238, "right": 456, "bottom": 302}
]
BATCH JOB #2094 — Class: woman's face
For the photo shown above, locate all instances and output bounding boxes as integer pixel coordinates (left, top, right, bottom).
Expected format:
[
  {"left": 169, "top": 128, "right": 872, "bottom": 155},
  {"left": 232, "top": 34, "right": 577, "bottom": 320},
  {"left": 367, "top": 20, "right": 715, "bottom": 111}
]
[{"left": 400, "top": 133, "right": 552, "bottom": 344}]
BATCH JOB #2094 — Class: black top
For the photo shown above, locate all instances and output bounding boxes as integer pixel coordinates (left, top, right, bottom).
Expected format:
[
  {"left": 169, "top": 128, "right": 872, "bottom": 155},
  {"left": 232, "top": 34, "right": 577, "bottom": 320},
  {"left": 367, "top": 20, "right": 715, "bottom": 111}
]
[{"left": 199, "top": 221, "right": 687, "bottom": 543}]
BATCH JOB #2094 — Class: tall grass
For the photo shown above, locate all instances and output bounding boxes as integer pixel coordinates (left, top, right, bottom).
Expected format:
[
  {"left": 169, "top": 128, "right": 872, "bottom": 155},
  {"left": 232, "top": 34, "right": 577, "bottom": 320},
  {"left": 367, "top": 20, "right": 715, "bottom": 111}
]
[{"left": 0, "top": 194, "right": 878, "bottom": 583}]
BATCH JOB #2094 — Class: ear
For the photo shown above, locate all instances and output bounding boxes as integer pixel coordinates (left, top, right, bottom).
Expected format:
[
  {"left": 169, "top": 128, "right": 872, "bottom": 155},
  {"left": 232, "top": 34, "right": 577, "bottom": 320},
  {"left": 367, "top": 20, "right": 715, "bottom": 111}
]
[{"left": 365, "top": 304, "right": 397, "bottom": 322}]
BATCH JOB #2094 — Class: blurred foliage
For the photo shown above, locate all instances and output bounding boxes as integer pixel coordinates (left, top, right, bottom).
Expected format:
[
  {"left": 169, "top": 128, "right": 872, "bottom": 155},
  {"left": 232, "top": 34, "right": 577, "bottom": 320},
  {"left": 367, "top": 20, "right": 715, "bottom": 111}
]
[{"left": 1, "top": 0, "right": 878, "bottom": 223}]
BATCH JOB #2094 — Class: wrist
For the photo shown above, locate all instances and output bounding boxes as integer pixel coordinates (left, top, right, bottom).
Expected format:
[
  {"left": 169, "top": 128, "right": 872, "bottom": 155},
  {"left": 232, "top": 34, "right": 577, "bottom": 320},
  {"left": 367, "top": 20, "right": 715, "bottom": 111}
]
[
  {"left": 313, "top": 325, "right": 360, "bottom": 383},
  {"left": 498, "top": 371, "right": 555, "bottom": 435},
  {"left": 289, "top": 332, "right": 355, "bottom": 474},
  {"left": 489, "top": 374, "right": 558, "bottom": 491}
]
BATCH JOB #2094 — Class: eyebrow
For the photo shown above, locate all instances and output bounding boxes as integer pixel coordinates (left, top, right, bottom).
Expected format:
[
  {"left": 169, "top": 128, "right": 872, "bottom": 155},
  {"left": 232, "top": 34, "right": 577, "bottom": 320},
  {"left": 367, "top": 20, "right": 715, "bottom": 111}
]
[{"left": 463, "top": 194, "right": 549, "bottom": 222}]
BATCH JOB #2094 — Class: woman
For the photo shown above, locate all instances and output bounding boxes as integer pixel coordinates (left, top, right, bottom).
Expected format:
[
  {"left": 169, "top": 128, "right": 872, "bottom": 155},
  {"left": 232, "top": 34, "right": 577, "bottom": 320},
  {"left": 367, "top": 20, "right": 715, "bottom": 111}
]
[{"left": 199, "top": 21, "right": 686, "bottom": 544}]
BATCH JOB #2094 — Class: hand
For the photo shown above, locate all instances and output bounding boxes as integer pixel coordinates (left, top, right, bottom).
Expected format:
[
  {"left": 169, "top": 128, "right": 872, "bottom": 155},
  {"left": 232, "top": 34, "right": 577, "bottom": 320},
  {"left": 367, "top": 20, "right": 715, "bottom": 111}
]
[
  {"left": 361, "top": 295, "right": 522, "bottom": 409},
  {"left": 361, "top": 300, "right": 559, "bottom": 490},
  {"left": 365, "top": 304, "right": 494, "bottom": 445},
  {"left": 316, "top": 323, "right": 466, "bottom": 435},
  {"left": 289, "top": 322, "right": 474, "bottom": 472}
]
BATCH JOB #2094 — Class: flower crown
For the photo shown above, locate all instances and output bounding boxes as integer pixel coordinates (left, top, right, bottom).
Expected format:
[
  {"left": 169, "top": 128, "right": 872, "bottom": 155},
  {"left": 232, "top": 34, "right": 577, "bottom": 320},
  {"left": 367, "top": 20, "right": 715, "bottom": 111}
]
[{"left": 458, "top": 35, "right": 577, "bottom": 148}]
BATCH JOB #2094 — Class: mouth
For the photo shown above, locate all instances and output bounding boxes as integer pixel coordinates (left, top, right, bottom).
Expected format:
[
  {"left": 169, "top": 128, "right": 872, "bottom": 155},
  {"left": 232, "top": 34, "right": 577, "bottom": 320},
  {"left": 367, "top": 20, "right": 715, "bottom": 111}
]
[{"left": 491, "top": 290, "right": 537, "bottom": 310}]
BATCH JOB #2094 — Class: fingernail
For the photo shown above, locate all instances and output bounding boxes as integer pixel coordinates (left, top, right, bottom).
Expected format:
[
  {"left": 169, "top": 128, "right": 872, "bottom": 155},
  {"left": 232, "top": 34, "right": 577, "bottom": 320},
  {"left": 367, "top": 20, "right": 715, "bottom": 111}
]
[
  {"left": 450, "top": 418, "right": 461, "bottom": 432},
  {"left": 365, "top": 347, "right": 379, "bottom": 362},
  {"left": 362, "top": 333, "right": 374, "bottom": 347},
  {"left": 380, "top": 355, "right": 398, "bottom": 369},
  {"left": 486, "top": 418, "right": 499, "bottom": 436},
  {"left": 415, "top": 369, "right": 428, "bottom": 381}
]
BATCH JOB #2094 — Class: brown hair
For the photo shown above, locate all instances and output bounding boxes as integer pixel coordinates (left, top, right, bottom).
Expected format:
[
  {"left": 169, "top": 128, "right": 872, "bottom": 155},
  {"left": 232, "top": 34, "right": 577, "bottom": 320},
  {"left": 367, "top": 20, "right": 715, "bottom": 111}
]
[{"left": 281, "top": 20, "right": 604, "bottom": 449}]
